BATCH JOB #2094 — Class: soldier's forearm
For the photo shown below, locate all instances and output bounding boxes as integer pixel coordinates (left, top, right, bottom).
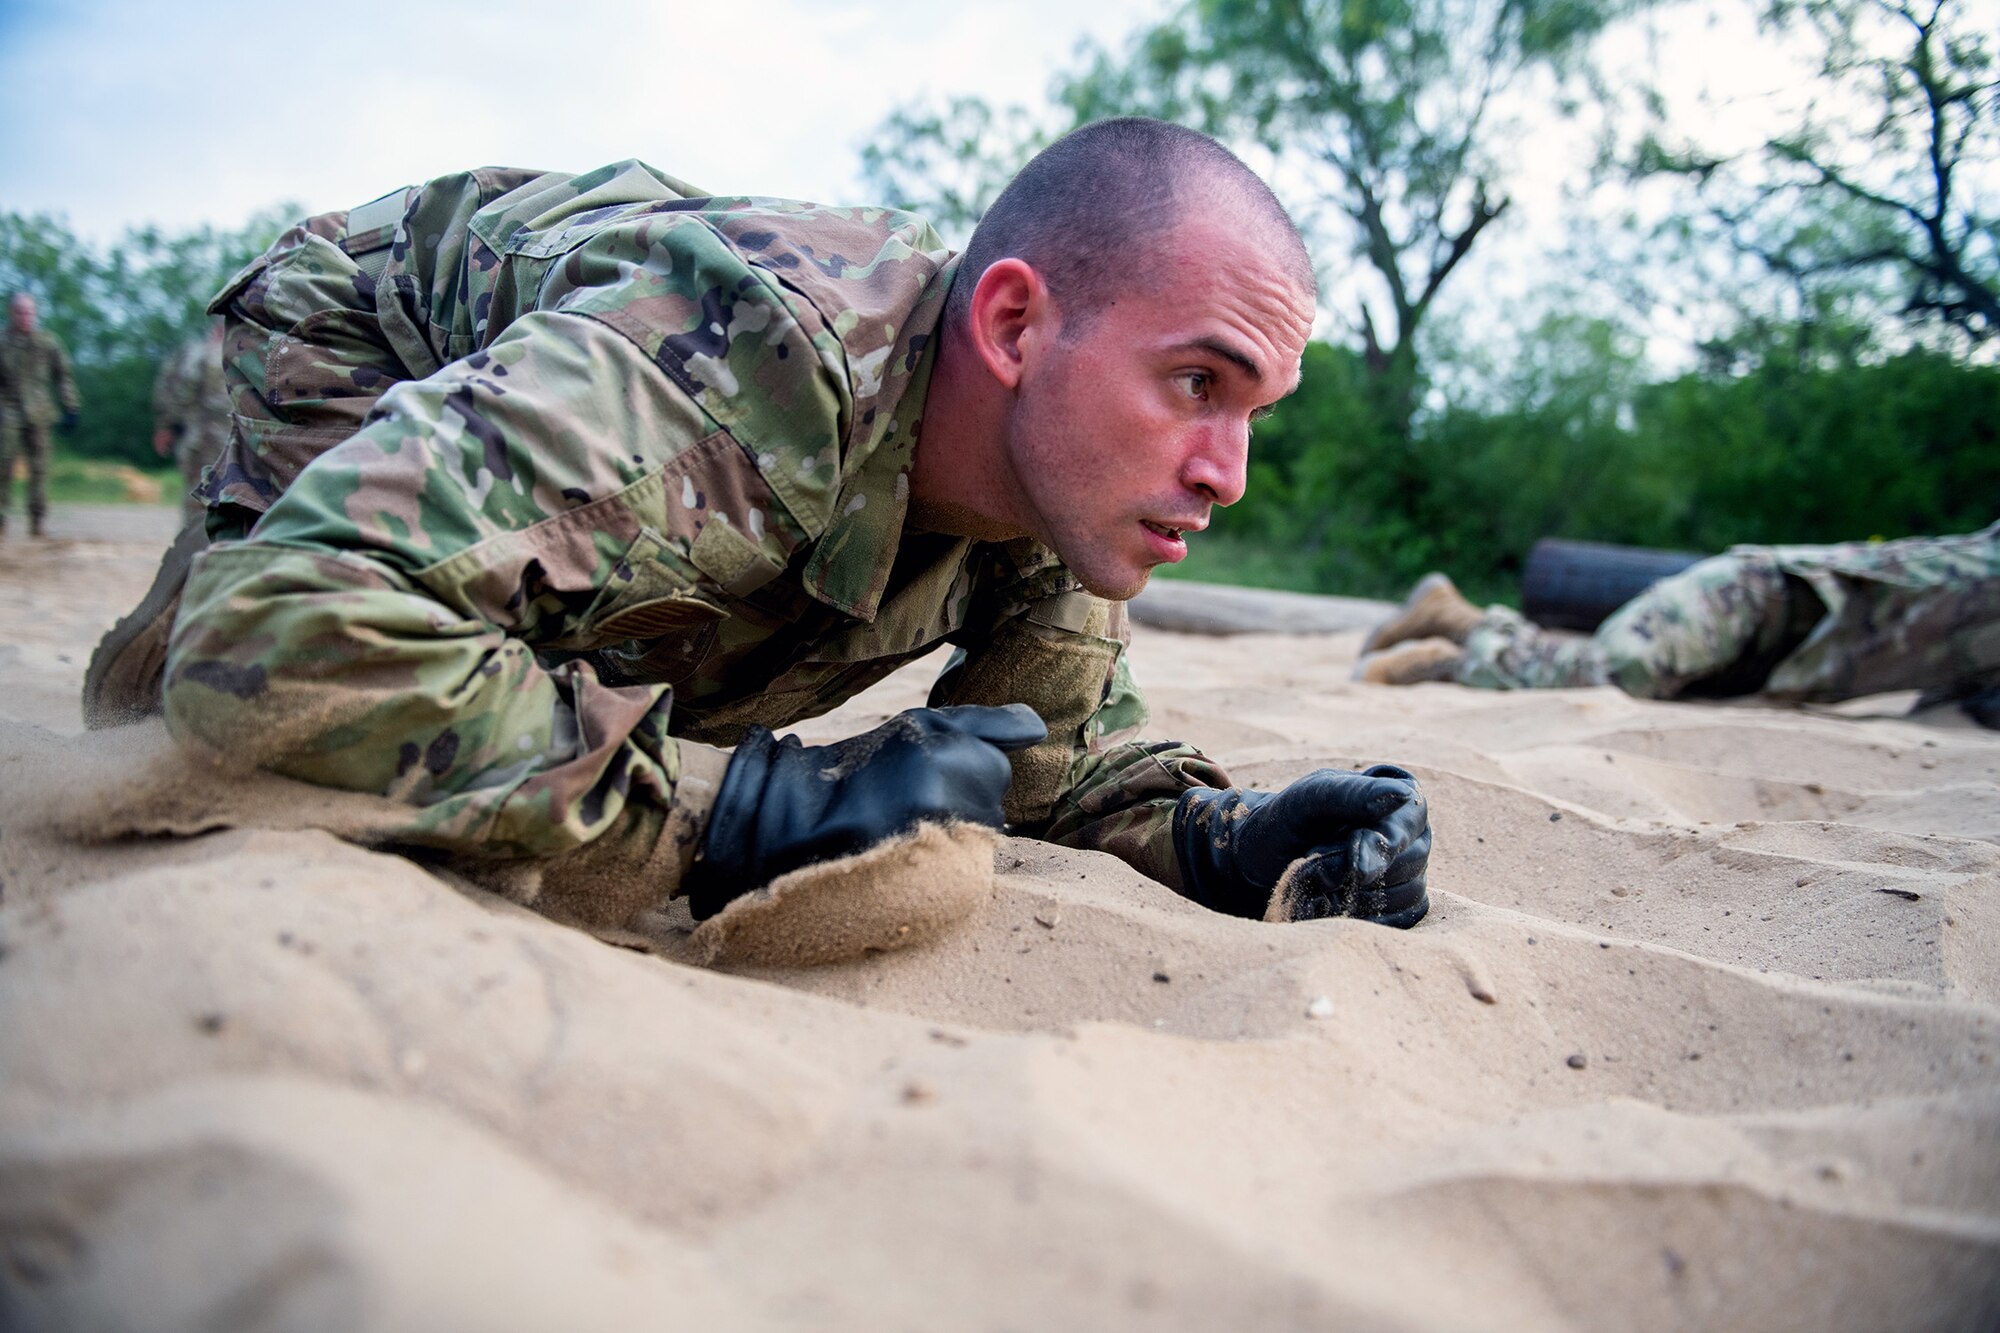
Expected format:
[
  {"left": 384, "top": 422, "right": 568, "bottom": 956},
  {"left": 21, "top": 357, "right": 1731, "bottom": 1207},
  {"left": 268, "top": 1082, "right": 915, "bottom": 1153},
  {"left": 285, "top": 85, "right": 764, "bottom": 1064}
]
[
  {"left": 164, "top": 541, "right": 708, "bottom": 889},
  {"left": 1034, "top": 738, "right": 1233, "bottom": 890}
]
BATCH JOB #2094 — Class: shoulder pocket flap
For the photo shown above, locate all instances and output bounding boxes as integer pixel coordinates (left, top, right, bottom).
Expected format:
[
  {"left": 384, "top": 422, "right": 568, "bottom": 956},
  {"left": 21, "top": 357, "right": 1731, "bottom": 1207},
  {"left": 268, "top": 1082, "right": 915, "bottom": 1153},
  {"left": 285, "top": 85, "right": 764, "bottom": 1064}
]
[
  {"left": 206, "top": 253, "right": 270, "bottom": 317},
  {"left": 501, "top": 209, "right": 646, "bottom": 260}
]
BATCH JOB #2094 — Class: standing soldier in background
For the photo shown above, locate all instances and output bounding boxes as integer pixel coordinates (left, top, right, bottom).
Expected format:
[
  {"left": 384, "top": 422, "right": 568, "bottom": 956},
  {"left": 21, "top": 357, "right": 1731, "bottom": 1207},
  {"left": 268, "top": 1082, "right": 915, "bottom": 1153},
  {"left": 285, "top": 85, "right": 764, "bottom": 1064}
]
[
  {"left": 0, "top": 293, "right": 81, "bottom": 539},
  {"left": 152, "top": 321, "right": 229, "bottom": 527}
]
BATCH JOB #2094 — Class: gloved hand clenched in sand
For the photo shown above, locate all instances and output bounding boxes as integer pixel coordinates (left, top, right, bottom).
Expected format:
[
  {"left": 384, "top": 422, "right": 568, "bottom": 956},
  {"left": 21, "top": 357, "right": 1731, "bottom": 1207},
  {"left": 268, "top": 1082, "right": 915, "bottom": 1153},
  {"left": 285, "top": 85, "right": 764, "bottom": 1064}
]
[
  {"left": 685, "top": 705, "right": 1047, "bottom": 921},
  {"left": 1172, "top": 765, "right": 1431, "bottom": 928}
]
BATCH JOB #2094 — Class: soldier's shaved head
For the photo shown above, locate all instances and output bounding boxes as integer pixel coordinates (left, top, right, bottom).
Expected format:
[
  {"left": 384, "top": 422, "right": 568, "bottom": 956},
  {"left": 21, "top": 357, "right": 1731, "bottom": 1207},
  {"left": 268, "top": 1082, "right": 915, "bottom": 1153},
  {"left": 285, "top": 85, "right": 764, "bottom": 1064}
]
[{"left": 946, "top": 117, "right": 1314, "bottom": 335}]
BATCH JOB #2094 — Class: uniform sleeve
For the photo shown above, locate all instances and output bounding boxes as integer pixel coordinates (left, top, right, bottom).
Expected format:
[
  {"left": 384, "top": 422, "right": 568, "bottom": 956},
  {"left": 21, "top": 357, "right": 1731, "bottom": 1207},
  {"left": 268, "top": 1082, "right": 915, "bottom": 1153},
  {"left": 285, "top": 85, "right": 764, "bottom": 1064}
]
[
  {"left": 149, "top": 358, "right": 173, "bottom": 426},
  {"left": 930, "top": 589, "right": 1229, "bottom": 889},
  {"left": 51, "top": 336, "right": 78, "bottom": 412},
  {"left": 163, "top": 309, "right": 792, "bottom": 920},
  {"left": 151, "top": 352, "right": 180, "bottom": 428}
]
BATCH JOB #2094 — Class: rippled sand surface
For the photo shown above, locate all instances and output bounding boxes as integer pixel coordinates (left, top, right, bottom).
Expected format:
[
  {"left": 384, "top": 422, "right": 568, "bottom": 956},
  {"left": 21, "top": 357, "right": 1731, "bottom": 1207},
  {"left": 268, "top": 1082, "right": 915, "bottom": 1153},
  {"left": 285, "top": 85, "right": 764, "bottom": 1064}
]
[{"left": 3, "top": 509, "right": 1996, "bottom": 1330}]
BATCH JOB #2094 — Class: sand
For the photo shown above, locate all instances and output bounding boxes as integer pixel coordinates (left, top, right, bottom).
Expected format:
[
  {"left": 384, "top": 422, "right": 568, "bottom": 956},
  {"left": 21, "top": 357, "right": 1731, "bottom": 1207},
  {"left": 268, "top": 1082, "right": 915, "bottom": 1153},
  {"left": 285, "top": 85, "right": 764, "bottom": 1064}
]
[{"left": 2, "top": 506, "right": 1996, "bottom": 1331}]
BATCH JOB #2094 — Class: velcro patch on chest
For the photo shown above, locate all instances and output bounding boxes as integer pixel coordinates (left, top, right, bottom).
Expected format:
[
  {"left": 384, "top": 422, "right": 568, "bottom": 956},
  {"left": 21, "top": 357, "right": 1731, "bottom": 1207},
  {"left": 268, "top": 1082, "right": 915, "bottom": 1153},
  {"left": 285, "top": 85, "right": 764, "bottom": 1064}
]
[{"left": 689, "top": 514, "right": 780, "bottom": 597}]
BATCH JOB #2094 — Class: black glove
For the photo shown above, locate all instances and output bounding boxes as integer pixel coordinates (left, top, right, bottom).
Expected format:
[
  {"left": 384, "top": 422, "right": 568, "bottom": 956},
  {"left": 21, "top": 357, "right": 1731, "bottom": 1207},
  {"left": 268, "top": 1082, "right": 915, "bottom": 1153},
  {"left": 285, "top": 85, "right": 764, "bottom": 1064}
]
[
  {"left": 1173, "top": 764, "right": 1430, "bottom": 928},
  {"left": 58, "top": 409, "right": 78, "bottom": 434},
  {"left": 686, "top": 704, "right": 1047, "bottom": 920}
]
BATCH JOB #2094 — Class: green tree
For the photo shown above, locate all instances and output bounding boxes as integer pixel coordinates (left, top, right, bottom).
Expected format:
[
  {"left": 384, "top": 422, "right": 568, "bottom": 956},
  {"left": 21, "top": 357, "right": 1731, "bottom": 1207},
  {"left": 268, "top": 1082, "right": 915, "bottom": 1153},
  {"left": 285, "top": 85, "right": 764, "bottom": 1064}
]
[
  {"left": 859, "top": 96, "right": 1052, "bottom": 246},
  {"left": 1634, "top": 333, "right": 2000, "bottom": 550},
  {"left": 1638, "top": 0, "right": 1997, "bottom": 345}
]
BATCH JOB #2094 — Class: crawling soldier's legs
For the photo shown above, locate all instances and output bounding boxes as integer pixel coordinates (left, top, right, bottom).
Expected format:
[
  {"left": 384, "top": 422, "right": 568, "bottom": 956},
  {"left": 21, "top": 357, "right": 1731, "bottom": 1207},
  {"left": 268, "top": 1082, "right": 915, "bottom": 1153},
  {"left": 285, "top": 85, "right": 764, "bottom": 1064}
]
[{"left": 1458, "top": 554, "right": 1812, "bottom": 699}]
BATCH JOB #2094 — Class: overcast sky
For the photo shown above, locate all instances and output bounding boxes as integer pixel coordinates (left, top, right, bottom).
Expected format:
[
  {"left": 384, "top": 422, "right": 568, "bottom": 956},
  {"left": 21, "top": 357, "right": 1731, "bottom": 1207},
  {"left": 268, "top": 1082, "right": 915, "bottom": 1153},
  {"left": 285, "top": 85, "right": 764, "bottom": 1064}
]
[
  {"left": 4, "top": 0, "right": 1852, "bottom": 366},
  {"left": 1, "top": 0, "right": 1162, "bottom": 241}
]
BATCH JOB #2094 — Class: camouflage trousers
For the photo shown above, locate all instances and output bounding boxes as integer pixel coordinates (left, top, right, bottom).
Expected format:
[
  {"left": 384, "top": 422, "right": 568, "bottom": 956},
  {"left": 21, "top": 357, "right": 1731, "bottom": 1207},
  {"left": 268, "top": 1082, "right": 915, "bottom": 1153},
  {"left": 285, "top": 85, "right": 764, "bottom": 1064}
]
[
  {"left": 0, "top": 413, "right": 52, "bottom": 522},
  {"left": 1458, "top": 523, "right": 2000, "bottom": 703}
]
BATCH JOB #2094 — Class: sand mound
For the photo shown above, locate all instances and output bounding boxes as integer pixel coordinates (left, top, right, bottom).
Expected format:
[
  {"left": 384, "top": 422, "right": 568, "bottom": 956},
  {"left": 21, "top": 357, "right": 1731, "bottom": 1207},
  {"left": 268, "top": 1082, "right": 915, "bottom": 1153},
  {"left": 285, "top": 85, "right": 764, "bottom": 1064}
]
[
  {"left": 2, "top": 513, "right": 1997, "bottom": 1330},
  {"left": 682, "top": 822, "right": 998, "bottom": 968}
]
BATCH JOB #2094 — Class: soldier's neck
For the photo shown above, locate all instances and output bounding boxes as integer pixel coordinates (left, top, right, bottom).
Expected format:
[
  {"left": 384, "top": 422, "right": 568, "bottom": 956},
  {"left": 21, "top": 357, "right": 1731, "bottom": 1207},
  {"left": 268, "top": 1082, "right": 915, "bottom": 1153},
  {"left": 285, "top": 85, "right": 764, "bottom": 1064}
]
[{"left": 909, "top": 325, "right": 1031, "bottom": 544}]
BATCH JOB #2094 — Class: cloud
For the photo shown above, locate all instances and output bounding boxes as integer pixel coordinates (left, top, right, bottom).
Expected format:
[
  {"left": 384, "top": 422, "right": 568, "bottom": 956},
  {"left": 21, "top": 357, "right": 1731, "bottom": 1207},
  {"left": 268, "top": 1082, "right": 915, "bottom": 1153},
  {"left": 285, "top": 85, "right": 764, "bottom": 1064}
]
[{"left": 1, "top": 0, "right": 1161, "bottom": 241}]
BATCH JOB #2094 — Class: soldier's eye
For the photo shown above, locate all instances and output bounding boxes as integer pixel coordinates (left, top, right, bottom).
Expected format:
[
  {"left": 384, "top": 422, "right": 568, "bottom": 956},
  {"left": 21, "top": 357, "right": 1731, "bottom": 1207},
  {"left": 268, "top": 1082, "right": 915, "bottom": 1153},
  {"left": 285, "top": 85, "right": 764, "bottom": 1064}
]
[{"left": 1177, "top": 371, "right": 1211, "bottom": 400}]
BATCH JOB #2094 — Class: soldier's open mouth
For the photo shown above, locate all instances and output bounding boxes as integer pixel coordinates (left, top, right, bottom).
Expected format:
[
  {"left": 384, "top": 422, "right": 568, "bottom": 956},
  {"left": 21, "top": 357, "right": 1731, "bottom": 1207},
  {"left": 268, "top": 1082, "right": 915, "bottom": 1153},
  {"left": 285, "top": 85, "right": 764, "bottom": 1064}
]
[{"left": 1142, "top": 521, "right": 1183, "bottom": 541}]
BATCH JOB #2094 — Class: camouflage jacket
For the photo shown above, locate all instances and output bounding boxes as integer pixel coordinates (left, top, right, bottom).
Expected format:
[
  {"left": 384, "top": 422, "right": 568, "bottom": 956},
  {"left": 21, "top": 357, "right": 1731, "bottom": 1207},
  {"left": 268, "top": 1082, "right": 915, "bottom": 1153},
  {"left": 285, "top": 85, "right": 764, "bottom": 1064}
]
[
  {"left": 165, "top": 162, "right": 1227, "bottom": 917},
  {"left": 151, "top": 331, "right": 230, "bottom": 451},
  {"left": 0, "top": 325, "right": 79, "bottom": 425},
  {"left": 1759, "top": 522, "right": 2000, "bottom": 701}
]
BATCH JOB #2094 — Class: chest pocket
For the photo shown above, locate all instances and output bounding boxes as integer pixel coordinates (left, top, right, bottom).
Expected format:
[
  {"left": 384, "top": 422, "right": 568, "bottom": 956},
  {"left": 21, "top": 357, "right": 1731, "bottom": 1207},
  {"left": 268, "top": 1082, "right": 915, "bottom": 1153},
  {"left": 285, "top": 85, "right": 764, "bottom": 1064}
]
[
  {"left": 578, "top": 528, "right": 729, "bottom": 684},
  {"left": 668, "top": 551, "right": 973, "bottom": 745}
]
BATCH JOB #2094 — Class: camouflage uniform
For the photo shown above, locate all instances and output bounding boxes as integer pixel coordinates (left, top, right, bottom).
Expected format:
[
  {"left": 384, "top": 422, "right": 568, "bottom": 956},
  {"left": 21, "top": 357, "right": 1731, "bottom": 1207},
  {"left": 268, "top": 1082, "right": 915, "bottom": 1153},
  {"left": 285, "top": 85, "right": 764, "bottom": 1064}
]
[
  {"left": 165, "top": 162, "right": 1228, "bottom": 914},
  {"left": 0, "top": 323, "right": 80, "bottom": 531},
  {"left": 1456, "top": 524, "right": 2000, "bottom": 701},
  {"left": 151, "top": 328, "right": 230, "bottom": 525}
]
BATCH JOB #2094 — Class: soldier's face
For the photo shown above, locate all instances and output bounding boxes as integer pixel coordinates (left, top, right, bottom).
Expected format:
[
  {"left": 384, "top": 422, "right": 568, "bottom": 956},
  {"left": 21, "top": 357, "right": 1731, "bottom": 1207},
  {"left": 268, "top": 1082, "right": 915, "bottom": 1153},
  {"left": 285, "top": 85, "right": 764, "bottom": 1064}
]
[
  {"left": 8, "top": 296, "right": 33, "bottom": 332},
  {"left": 1005, "top": 218, "right": 1313, "bottom": 601}
]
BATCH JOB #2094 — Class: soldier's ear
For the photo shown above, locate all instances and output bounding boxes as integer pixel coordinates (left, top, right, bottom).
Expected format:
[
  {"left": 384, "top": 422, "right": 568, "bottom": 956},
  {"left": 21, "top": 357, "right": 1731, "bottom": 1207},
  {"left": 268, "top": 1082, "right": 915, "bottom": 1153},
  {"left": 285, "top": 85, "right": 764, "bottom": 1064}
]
[{"left": 965, "top": 258, "right": 1055, "bottom": 391}]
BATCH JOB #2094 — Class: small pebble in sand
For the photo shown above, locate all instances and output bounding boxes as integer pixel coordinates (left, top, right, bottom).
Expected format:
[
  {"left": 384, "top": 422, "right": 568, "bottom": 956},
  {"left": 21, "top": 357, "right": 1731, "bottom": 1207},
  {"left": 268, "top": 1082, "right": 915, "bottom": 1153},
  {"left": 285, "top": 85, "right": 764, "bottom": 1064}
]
[
  {"left": 1152, "top": 970, "right": 1171, "bottom": 984},
  {"left": 1034, "top": 911, "right": 1061, "bottom": 929},
  {"left": 1306, "top": 996, "right": 1335, "bottom": 1019},
  {"left": 1548, "top": 811, "right": 1563, "bottom": 822},
  {"left": 902, "top": 1080, "right": 936, "bottom": 1105},
  {"left": 1566, "top": 1053, "right": 1588, "bottom": 1070}
]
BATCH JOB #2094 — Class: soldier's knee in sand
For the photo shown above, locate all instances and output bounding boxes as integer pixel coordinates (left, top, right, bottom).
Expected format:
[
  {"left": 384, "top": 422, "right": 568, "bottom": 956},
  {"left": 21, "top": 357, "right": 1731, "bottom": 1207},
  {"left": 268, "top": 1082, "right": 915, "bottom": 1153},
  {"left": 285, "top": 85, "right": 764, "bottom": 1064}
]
[{"left": 83, "top": 519, "right": 209, "bottom": 727}]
